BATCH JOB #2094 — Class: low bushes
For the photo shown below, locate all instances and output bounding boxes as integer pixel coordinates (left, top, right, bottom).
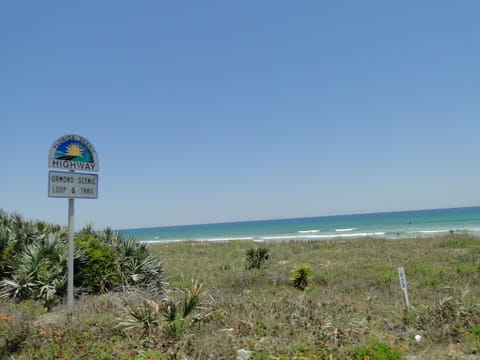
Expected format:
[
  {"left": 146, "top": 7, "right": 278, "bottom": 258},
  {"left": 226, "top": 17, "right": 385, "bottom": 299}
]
[{"left": 0, "top": 211, "right": 165, "bottom": 309}]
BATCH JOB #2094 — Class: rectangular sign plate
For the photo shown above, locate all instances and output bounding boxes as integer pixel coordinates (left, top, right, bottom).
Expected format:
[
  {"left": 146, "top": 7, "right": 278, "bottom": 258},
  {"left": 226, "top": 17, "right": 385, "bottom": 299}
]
[{"left": 48, "top": 171, "right": 98, "bottom": 199}]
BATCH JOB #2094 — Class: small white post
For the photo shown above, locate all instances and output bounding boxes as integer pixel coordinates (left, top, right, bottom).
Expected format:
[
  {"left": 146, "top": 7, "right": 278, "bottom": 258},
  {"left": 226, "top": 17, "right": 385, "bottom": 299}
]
[
  {"left": 67, "top": 197, "right": 75, "bottom": 307},
  {"left": 398, "top": 267, "right": 410, "bottom": 310}
]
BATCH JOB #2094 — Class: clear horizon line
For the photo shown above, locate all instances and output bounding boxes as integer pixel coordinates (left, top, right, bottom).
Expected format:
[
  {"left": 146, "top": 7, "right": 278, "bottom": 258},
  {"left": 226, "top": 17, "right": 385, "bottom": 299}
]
[{"left": 117, "top": 204, "right": 480, "bottom": 231}]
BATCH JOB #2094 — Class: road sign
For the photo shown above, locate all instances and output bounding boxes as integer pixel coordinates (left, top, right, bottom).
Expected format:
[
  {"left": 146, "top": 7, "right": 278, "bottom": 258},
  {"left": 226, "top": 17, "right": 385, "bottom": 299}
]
[
  {"left": 48, "top": 170, "right": 98, "bottom": 199},
  {"left": 48, "top": 134, "right": 99, "bottom": 308},
  {"left": 49, "top": 134, "right": 99, "bottom": 172}
]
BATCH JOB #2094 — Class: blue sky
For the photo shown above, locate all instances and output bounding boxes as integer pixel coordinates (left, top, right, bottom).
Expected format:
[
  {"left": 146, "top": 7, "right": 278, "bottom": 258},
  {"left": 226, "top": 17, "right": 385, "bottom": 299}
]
[{"left": 2, "top": 1, "right": 480, "bottom": 229}]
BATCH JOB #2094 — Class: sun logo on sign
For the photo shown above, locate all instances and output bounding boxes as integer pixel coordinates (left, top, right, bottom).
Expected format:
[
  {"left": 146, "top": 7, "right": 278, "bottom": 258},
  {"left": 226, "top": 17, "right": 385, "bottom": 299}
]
[
  {"left": 66, "top": 143, "right": 83, "bottom": 158},
  {"left": 56, "top": 141, "right": 85, "bottom": 161},
  {"left": 54, "top": 138, "right": 94, "bottom": 163}
]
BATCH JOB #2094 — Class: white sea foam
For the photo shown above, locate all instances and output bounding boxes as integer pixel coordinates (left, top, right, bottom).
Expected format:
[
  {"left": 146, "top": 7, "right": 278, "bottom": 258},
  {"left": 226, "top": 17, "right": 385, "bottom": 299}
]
[
  {"left": 197, "top": 237, "right": 255, "bottom": 242},
  {"left": 141, "top": 236, "right": 256, "bottom": 244},
  {"left": 407, "top": 229, "right": 450, "bottom": 234},
  {"left": 335, "top": 228, "right": 358, "bottom": 232},
  {"left": 140, "top": 230, "right": 399, "bottom": 244},
  {"left": 418, "top": 229, "right": 450, "bottom": 234},
  {"left": 261, "top": 231, "right": 386, "bottom": 242},
  {"left": 298, "top": 229, "right": 320, "bottom": 233},
  {"left": 140, "top": 239, "right": 186, "bottom": 244}
]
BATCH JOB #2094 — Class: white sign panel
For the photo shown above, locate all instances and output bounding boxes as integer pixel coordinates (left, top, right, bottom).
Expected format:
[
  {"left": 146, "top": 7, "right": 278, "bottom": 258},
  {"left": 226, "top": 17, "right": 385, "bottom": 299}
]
[{"left": 48, "top": 171, "right": 98, "bottom": 199}]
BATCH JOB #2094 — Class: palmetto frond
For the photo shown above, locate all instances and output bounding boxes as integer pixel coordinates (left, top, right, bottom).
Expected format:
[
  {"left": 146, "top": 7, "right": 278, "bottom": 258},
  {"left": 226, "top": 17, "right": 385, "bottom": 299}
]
[
  {"left": 117, "top": 235, "right": 148, "bottom": 261},
  {"left": 122, "top": 254, "right": 163, "bottom": 287},
  {"left": 0, "top": 275, "right": 36, "bottom": 300},
  {"left": 16, "top": 244, "right": 44, "bottom": 278},
  {"left": 118, "top": 299, "right": 161, "bottom": 339}
]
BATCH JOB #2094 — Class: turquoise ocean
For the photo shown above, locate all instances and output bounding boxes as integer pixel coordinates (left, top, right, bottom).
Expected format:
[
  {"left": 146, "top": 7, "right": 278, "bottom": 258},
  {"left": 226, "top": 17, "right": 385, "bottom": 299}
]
[{"left": 119, "top": 206, "right": 480, "bottom": 243}]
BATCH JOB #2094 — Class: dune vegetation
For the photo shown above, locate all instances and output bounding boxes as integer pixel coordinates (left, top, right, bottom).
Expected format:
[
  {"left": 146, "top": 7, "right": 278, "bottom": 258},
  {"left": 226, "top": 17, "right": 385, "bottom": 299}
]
[{"left": 1, "top": 210, "right": 480, "bottom": 359}]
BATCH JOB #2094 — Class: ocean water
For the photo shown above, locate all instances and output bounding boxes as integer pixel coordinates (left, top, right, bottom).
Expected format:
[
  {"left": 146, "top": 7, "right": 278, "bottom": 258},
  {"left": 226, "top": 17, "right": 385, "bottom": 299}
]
[{"left": 119, "top": 206, "right": 480, "bottom": 243}]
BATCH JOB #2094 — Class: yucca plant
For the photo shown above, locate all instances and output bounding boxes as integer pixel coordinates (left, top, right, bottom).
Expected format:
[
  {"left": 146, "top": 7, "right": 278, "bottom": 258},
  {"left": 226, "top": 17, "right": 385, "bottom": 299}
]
[
  {"left": 164, "top": 279, "right": 209, "bottom": 338},
  {"left": 163, "top": 300, "right": 184, "bottom": 338},
  {"left": 181, "top": 279, "right": 202, "bottom": 316},
  {"left": 164, "top": 317, "right": 186, "bottom": 339},
  {"left": 289, "top": 263, "right": 312, "bottom": 290}
]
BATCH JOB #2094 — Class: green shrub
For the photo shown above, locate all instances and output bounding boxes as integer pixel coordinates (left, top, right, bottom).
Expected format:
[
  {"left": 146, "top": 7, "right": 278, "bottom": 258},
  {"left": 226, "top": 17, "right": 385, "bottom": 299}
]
[
  {"left": 0, "top": 211, "right": 165, "bottom": 307},
  {"left": 75, "top": 234, "right": 121, "bottom": 293},
  {"left": 245, "top": 247, "right": 270, "bottom": 270},
  {"left": 75, "top": 231, "right": 165, "bottom": 295},
  {"left": 472, "top": 323, "right": 480, "bottom": 339},
  {"left": 352, "top": 339, "right": 405, "bottom": 360}
]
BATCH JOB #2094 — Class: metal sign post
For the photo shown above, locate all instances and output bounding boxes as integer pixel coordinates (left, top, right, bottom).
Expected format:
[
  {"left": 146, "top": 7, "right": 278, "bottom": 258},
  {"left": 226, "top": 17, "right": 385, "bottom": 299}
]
[
  {"left": 68, "top": 197, "right": 75, "bottom": 306},
  {"left": 48, "top": 135, "right": 99, "bottom": 308}
]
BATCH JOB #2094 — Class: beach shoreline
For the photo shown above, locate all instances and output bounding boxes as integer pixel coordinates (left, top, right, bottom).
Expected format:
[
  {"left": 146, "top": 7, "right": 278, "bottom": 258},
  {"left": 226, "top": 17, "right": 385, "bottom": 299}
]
[
  {"left": 120, "top": 206, "right": 480, "bottom": 244},
  {"left": 138, "top": 229, "right": 476, "bottom": 245}
]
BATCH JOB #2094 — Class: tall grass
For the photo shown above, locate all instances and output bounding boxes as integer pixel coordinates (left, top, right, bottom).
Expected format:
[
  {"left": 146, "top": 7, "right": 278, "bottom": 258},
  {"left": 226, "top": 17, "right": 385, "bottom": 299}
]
[
  {"left": 149, "top": 235, "right": 480, "bottom": 358},
  {"left": 1, "top": 229, "right": 480, "bottom": 358}
]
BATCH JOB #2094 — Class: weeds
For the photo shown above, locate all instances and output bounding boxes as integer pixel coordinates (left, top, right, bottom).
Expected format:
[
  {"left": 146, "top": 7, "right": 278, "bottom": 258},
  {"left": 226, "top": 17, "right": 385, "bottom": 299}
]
[
  {"left": 2, "top": 213, "right": 480, "bottom": 358},
  {"left": 405, "top": 286, "right": 480, "bottom": 342}
]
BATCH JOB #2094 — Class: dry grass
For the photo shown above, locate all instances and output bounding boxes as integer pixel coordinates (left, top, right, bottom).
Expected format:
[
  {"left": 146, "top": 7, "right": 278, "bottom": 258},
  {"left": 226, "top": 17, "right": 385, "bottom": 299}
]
[
  {"left": 1, "top": 234, "right": 480, "bottom": 359},
  {"left": 149, "top": 235, "right": 480, "bottom": 358}
]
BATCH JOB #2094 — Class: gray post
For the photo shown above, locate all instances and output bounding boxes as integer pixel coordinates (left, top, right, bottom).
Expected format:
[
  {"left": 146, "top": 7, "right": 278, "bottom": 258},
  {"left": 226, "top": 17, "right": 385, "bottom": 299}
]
[
  {"left": 397, "top": 267, "right": 410, "bottom": 310},
  {"left": 67, "top": 197, "right": 75, "bottom": 307}
]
